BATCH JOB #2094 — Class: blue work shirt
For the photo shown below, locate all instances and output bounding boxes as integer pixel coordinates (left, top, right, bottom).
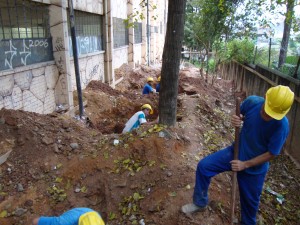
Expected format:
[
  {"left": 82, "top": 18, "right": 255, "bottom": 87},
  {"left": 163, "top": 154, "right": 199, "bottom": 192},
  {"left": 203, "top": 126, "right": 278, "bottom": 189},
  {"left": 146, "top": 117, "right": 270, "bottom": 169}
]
[
  {"left": 239, "top": 96, "right": 289, "bottom": 174},
  {"left": 122, "top": 111, "right": 147, "bottom": 133},
  {"left": 142, "top": 83, "right": 154, "bottom": 94},
  {"left": 156, "top": 83, "right": 160, "bottom": 92},
  {"left": 38, "top": 208, "right": 99, "bottom": 225}
]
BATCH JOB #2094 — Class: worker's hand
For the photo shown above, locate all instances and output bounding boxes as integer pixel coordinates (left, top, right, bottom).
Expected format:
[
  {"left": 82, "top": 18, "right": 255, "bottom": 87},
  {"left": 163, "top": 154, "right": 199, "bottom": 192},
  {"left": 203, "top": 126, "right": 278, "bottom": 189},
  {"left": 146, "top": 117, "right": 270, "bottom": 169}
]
[
  {"left": 230, "top": 160, "right": 247, "bottom": 171},
  {"left": 231, "top": 114, "right": 244, "bottom": 127}
]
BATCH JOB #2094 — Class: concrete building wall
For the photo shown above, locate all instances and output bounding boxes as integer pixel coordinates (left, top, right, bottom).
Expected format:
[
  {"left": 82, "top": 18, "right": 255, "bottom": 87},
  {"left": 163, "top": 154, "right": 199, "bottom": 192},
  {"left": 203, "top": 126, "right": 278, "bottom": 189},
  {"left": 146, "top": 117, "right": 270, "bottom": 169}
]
[
  {"left": 111, "top": 0, "right": 128, "bottom": 69},
  {"left": 133, "top": 44, "right": 142, "bottom": 67},
  {"left": 69, "top": 0, "right": 105, "bottom": 89},
  {"left": 0, "top": 0, "right": 167, "bottom": 114},
  {"left": 113, "top": 47, "right": 129, "bottom": 69},
  {"left": 70, "top": 53, "right": 105, "bottom": 90}
]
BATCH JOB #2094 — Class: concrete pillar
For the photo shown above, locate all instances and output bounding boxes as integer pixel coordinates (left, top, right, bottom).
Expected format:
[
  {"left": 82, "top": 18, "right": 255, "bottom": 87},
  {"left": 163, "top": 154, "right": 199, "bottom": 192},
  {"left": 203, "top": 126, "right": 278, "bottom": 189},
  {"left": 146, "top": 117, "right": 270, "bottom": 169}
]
[
  {"left": 104, "top": 0, "right": 115, "bottom": 87},
  {"left": 49, "top": 0, "right": 73, "bottom": 109},
  {"left": 141, "top": 7, "right": 147, "bottom": 65},
  {"left": 150, "top": 0, "right": 157, "bottom": 64},
  {"left": 127, "top": 0, "right": 134, "bottom": 68}
]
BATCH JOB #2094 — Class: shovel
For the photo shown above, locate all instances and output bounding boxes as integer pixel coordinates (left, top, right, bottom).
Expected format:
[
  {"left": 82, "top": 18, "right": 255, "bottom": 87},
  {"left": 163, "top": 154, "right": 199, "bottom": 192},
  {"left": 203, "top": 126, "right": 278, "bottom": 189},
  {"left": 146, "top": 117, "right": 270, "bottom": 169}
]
[{"left": 230, "top": 97, "right": 241, "bottom": 225}]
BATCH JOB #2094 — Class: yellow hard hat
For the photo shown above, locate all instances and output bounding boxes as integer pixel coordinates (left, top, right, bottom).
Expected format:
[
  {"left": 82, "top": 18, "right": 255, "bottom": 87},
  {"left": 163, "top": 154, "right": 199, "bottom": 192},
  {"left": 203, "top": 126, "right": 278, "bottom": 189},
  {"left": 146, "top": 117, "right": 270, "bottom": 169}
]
[
  {"left": 264, "top": 85, "right": 294, "bottom": 120},
  {"left": 157, "top": 76, "right": 161, "bottom": 82},
  {"left": 147, "top": 77, "right": 154, "bottom": 82},
  {"left": 141, "top": 104, "right": 153, "bottom": 114},
  {"left": 78, "top": 212, "right": 105, "bottom": 225}
]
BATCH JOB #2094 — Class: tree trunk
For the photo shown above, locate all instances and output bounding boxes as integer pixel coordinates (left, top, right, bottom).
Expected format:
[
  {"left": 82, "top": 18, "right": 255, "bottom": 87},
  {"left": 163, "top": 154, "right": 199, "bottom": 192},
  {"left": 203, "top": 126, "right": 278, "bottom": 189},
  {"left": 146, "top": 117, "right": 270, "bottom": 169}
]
[
  {"left": 278, "top": 0, "right": 295, "bottom": 69},
  {"left": 159, "top": 0, "right": 187, "bottom": 126}
]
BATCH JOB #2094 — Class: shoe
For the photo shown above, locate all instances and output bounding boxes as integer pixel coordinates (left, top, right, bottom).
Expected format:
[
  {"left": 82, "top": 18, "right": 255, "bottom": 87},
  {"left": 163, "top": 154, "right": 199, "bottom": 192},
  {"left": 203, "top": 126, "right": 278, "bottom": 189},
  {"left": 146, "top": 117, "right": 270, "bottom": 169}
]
[{"left": 181, "top": 203, "right": 206, "bottom": 214}]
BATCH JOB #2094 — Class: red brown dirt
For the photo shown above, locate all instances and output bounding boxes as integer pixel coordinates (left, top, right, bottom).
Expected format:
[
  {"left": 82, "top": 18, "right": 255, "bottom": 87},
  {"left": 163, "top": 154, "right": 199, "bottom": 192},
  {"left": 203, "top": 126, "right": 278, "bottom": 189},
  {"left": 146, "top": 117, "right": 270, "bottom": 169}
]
[{"left": 0, "top": 64, "right": 299, "bottom": 225}]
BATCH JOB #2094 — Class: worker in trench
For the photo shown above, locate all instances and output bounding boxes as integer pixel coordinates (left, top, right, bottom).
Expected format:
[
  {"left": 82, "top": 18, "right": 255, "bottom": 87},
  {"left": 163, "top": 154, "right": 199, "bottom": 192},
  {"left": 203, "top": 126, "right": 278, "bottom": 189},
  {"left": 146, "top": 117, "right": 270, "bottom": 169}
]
[
  {"left": 156, "top": 76, "right": 161, "bottom": 93},
  {"left": 32, "top": 207, "right": 105, "bottom": 225},
  {"left": 142, "top": 77, "right": 157, "bottom": 95},
  {"left": 122, "top": 104, "right": 158, "bottom": 134},
  {"left": 182, "top": 85, "right": 294, "bottom": 225}
]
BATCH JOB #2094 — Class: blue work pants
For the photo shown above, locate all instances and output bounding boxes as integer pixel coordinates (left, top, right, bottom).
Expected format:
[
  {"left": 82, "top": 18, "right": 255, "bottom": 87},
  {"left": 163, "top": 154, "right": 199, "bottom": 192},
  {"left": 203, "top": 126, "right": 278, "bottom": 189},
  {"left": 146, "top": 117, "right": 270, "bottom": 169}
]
[{"left": 193, "top": 146, "right": 266, "bottom": 225}]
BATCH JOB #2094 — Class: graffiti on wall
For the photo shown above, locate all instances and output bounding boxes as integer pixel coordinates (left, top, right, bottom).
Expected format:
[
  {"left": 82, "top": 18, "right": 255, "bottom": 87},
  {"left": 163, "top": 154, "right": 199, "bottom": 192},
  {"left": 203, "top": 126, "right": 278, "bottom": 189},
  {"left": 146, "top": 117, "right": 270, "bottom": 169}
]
[
  {"left": 69, "top": 36, "right": 102, "bottom": 56},
  {"left": 0, "top": 38, "right": 54, "bottom": 71},
  {"left": 82, "top": 62, "right": 100, "bottom": 86}
]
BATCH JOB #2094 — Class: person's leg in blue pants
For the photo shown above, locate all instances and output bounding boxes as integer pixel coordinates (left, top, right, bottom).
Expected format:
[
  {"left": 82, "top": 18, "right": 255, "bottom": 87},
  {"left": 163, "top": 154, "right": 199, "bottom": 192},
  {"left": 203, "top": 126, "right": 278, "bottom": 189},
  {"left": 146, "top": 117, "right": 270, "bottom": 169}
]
[
  {"left": 238, "top": 171, "right": 266, "bottom": 225},
  {"left": 193, "top": 145, "right": 234, "bottom": 207}
]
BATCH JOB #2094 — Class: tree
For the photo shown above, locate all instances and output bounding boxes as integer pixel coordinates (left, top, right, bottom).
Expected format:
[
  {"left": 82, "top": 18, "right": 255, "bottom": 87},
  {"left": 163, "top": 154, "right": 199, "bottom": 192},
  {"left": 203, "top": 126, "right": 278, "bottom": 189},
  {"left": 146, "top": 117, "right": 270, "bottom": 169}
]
[
  {"left": 278, "top": 0, "right": 297, "bottom": 69},
  {"left": 159, "top": 0, "right": 187, "bottom": 126}
]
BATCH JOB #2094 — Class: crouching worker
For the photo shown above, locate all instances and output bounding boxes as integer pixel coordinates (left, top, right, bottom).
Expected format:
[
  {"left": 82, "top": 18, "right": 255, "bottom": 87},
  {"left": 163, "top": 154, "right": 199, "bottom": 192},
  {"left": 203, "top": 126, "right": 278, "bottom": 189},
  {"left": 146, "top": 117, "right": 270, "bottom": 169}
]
[
  {"left": 122, "top": 104, "right": 158, "bottom": 134},
  {"left": 32, "top": 207, "right": 105, "bottom": 225}
]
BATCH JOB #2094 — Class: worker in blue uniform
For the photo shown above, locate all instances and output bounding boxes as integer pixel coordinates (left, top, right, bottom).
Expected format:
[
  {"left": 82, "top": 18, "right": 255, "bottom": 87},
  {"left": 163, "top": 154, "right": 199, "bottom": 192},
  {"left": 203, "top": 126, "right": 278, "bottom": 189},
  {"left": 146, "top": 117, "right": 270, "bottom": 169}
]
[
  {"left": 142, "top": 77, "right": 156, "bottom": 94},
  {"left": 182, "top": 85, "right": 294, "bottom": 225},
  {"left": 156, "top": 76, "right": 161, "bottom": 93},
  {"left": 32, "top": 207, "right": 105, "bottom": 225}
]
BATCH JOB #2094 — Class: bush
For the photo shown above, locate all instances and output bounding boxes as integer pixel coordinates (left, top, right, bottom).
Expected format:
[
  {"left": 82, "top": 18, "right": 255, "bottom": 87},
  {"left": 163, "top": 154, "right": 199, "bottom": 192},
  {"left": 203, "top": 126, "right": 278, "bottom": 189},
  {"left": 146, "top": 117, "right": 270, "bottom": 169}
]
[
  {"left": 285, "top": 56, "right": 298, "bottom": 65},
  {"left": 217, "top": 39, "right": 255, "bottom": 64}
]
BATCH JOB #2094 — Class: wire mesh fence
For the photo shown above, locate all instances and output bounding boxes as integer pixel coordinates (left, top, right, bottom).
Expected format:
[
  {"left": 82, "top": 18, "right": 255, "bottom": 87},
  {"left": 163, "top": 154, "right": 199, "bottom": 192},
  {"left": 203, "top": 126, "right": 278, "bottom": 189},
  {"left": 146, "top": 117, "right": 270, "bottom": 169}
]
[{"left": 253, "top": 38, "right": 300, "bottom": 79}]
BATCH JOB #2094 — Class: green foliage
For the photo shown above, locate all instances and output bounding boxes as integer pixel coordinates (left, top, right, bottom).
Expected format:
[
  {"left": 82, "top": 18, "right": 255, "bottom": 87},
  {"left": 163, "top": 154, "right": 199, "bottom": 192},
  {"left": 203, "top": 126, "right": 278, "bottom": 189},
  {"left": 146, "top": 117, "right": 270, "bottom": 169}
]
[
  {"left": 208, "top": 58, "right": 217, "bottom": 72},
  {"left": 218, "top": 39, "right": 255, "bottom": 64},
  {"left": 124, "top": 1, "right": 157, "bottom": 28},
  {"left": 285, "top": 55, "right": 298, "bottom": 65}
]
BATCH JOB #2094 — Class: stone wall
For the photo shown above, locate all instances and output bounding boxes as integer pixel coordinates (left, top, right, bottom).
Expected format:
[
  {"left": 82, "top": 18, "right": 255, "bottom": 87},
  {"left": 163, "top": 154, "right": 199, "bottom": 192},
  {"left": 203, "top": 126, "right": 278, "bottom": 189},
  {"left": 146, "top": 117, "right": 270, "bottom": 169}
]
[{"left": 0, "top": 62, "right": 58, "bottom": 114}]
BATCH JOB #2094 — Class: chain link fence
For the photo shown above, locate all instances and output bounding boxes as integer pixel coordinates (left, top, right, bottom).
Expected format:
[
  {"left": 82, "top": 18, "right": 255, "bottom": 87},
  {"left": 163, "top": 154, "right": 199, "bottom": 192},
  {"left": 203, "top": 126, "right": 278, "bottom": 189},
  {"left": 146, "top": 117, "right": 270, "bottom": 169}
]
[{"left": 253, "top": 38, "right": 300, "bottom": 79}]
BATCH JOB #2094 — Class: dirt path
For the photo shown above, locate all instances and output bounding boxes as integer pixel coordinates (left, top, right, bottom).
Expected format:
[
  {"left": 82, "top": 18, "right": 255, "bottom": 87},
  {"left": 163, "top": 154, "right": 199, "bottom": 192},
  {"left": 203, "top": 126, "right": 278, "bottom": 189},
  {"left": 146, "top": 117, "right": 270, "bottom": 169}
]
[{"left": 0, "top": 64, "right": 299, "bottom": 225}]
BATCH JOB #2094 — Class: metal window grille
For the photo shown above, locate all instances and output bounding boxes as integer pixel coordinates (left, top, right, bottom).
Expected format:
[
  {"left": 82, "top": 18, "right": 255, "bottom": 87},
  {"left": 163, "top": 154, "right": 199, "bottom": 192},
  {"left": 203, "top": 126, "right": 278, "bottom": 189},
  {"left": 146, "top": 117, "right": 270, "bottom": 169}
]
[
  {"left": 113, "top": 17, "right": 129, "bottom": 48},
  {"left": 0, "top": 0, "right": 53, "bottom": 71},
  {"left": 68, "top": 10, "right": 104, "bottom": 56},
  {"left": 134, "top": 22, "right": 142, "bottom": 44},
  {"left": 0, "top": 0, "right": 50, "bottom": 40}
]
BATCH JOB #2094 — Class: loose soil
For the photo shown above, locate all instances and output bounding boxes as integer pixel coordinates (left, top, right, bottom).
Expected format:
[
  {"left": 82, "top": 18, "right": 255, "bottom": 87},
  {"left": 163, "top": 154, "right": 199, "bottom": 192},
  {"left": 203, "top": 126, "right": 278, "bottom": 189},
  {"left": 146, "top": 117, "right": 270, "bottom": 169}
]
[{"left": 0, "top": 64, "right": 299, "bottom": 225}]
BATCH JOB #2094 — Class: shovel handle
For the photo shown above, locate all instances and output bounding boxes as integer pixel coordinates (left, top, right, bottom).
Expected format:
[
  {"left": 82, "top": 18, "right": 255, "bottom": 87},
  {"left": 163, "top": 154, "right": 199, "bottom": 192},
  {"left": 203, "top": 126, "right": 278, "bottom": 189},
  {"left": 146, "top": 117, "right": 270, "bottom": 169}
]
[
  {"left": 233, "top": 97, "right": 241, "bottom": 159},
  {"left": 230, "top": 97, "right": 241, "bottom": 225}
]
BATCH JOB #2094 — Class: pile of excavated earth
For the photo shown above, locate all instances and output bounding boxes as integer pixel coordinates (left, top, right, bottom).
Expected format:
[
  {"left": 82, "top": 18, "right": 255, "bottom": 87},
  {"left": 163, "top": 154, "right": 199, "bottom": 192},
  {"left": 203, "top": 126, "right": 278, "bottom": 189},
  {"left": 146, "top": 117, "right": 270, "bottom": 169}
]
[{"left": 0, "top": 64, "right": 299, "bottom": 225}]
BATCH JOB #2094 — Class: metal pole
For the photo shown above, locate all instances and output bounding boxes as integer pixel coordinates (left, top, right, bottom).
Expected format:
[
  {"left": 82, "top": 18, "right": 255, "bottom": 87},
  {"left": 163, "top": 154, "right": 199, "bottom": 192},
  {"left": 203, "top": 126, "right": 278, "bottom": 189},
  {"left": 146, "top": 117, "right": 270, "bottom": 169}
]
[
  {"left": 68, "top": 0, "right": 84, "bottom": 118},
  {"left": 268, "top": 38, "right": 271, "bottom": 68},
  {"left": 253, "top": 46, "right": 257, "bottom": 64},
  {"left": 147, "top": 0, "right": 150, "bottom": 66}
]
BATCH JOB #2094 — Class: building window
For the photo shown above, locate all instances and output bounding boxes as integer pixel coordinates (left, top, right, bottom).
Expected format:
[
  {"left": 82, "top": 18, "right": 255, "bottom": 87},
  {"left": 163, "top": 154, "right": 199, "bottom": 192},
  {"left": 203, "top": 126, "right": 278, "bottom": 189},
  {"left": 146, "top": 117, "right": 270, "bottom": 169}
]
[
  {"left": 134, "top": 22, "right": 142, "bottom": 44},
  {"left": 0, "top": 0, "right": 53, "bottom": 71},
  {"left": 68, "top": 10, "right": 104, "bottom": 56},
  {"left": 113, "top": 17, "right": 129, "bottom": 48}
]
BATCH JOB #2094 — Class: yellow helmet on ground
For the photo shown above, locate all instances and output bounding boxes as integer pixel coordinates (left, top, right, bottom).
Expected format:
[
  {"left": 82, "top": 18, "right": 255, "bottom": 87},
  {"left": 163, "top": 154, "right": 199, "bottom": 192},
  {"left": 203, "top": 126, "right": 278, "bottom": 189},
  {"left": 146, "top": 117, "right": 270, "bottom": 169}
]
[
  {"left": 141, "top": 104, "right": 154, "bottom": 114},
  {"left": 147, "top": 77, "right": 154, "bottom": 82},
  {"left": 264, "top": 85, "right": 294, "bottom": 120},
  {"left": 157, "top": 76, "right": 161, "bottom": 82},
  {"left": 78, "top": 212, "right": 105, "bottom": 225}
]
